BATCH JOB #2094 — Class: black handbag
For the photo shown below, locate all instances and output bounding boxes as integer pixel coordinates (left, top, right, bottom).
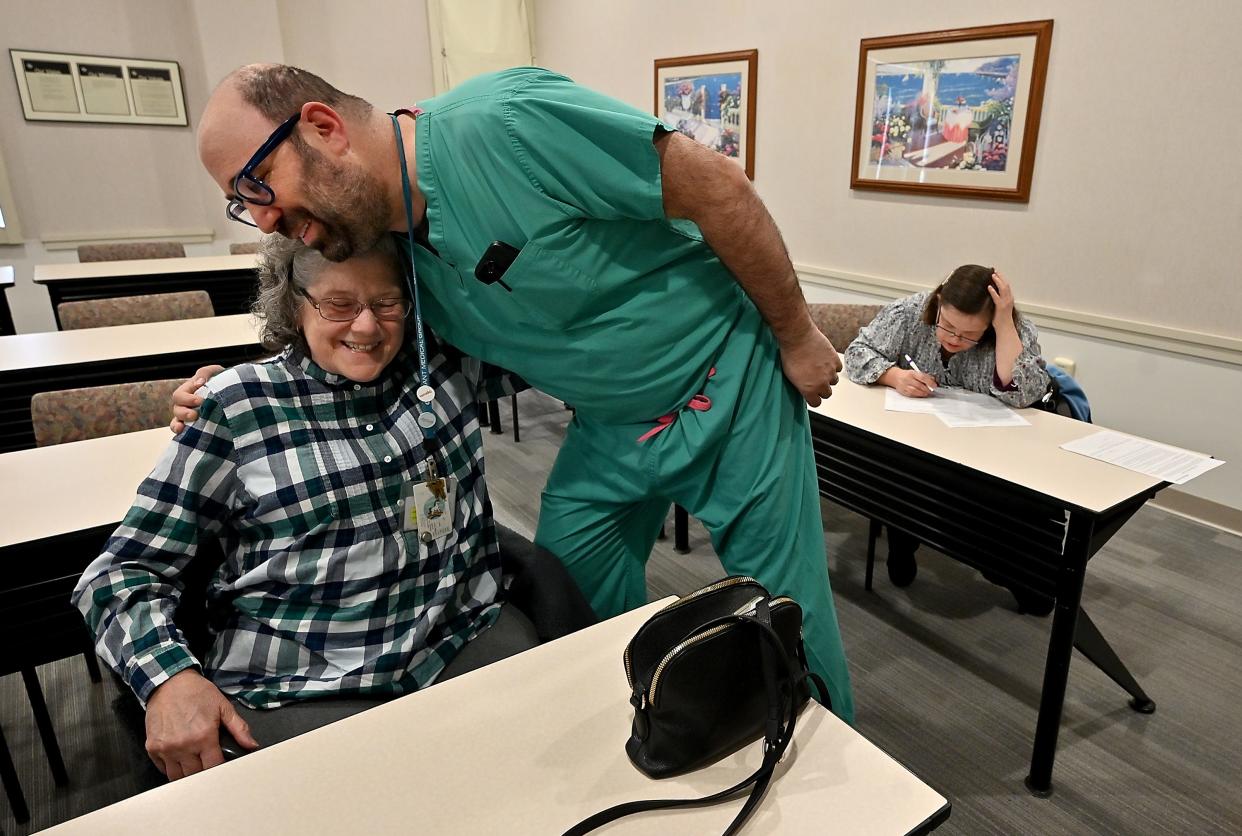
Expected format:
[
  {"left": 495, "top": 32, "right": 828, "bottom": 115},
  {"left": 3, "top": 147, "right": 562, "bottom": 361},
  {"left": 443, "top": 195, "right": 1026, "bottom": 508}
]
[{"left": 565, "top": 576, "right": 830, "bottom": 836}]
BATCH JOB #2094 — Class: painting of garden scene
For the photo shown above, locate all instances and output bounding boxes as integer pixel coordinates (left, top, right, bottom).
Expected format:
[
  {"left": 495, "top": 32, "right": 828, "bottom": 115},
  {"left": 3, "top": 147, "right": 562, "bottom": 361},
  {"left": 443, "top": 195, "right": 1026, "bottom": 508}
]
[
  {"left": 868, "top": 54, "right": 1019, "bottom": 172},
  {"left": 660, "top": 70, "right": 745, "bottom": 167},
  {"left": 655, "top": 50, "right": 757, "bottom": 178}
]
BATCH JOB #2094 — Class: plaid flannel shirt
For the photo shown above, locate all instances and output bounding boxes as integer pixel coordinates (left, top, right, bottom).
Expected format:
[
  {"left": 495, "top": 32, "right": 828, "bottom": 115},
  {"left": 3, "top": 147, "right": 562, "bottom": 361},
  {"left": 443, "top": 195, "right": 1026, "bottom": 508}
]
[{"left": 73, "top": 338, "right": 521, "bottom": 708}]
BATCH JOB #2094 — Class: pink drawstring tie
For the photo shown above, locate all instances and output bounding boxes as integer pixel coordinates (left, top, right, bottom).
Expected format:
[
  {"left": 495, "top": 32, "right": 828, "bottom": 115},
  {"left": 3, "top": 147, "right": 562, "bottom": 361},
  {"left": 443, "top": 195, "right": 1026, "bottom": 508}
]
[{"left": 637, "top": 368, "right": 716, "bottom": 443}]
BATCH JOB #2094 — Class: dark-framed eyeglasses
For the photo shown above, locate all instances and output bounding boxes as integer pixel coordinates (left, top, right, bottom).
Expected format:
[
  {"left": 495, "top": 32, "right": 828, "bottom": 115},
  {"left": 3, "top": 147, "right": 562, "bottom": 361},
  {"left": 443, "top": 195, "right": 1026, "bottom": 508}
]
[
  {"left": 226, "top": 112, "right": 302, "bottom": 227},
  {"left": 298, "top": 289, "right": 412, "bottom": 322},
  {"left": 935, "top": 314, "right": 982, "bottom": 345}
]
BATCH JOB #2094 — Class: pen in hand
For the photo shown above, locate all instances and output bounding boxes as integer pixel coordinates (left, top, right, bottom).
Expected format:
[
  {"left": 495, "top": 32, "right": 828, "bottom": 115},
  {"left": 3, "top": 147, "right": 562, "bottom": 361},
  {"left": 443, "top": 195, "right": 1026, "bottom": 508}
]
[{"left": 903, "top": 354, "right": 937, "bottom": 394}]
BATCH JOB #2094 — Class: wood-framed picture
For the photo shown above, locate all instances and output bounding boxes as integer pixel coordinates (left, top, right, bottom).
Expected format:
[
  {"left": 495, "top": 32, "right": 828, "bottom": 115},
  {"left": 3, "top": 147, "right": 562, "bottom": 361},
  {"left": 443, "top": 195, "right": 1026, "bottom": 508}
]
[
  {"left": 850, "top": 20, "right": 1053, "bottom": 202},
  {"left": 655, "top": 49, "right": 758, "bottom": 179}
]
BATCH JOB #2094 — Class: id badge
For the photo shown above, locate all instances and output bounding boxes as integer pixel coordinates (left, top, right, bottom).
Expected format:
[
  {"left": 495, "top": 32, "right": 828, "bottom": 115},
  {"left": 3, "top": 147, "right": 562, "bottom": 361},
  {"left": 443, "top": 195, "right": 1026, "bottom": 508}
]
[{"left": 402, "top": 477, "right": 456, "bottom": 541}]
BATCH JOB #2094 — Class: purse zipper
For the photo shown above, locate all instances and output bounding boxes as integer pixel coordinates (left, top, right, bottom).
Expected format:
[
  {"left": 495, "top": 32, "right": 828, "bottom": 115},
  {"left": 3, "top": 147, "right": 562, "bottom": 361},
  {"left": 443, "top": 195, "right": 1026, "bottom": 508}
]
[
  {"left": 646, "top": 595, "right": 796, "bottom": 706},
  {"left": 623, "top": 576, "right": 760, "bottom": 686}
]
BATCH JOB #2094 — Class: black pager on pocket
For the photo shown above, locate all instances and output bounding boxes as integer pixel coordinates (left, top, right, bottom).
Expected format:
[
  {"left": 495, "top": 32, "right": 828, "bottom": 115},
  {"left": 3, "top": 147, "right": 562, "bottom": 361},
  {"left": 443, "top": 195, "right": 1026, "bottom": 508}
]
[{"left": 474, "top": 241, "right": 520, "bottom": 291}]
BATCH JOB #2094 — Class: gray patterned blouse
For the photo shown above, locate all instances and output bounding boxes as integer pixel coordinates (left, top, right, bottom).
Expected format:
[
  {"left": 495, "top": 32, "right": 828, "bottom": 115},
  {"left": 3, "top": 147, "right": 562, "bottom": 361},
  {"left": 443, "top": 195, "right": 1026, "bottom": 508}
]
[{"left": 843, "top": 291, "right": 1050, "bottom": 408}]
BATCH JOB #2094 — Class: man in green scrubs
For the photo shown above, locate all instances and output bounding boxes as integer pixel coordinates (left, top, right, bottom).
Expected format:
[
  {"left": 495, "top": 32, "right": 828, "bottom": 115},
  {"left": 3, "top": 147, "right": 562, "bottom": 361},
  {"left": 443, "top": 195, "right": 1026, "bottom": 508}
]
[{"left": 198, "top": 64, "right": 854, "bottom": 721}]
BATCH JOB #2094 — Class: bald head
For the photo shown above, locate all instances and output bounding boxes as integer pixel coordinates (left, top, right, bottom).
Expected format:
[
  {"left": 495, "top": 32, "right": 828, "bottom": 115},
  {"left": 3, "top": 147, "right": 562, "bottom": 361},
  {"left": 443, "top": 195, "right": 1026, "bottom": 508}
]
[{"left": 198, "top": 64, "right": 373, "bottom": 176}]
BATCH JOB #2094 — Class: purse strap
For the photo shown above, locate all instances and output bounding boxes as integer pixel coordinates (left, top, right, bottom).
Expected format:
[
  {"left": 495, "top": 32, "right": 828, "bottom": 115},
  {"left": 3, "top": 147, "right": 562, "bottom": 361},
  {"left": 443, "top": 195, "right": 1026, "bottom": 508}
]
[{"left": 563, "top": 602, "right": 829, "bottom": 836}]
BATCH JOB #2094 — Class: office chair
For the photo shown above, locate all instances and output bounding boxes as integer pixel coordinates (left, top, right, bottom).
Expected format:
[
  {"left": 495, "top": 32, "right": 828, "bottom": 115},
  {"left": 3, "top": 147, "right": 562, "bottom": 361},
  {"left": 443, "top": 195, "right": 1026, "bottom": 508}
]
[
  {"left": 57, "top": 290, "right": 214, "bottom": 331},
  {"left": 76, "top": 242, "right": 186, "bottom": 262},
  {"left": 31, "top": 379, "right": 184, "bottom": 447}
]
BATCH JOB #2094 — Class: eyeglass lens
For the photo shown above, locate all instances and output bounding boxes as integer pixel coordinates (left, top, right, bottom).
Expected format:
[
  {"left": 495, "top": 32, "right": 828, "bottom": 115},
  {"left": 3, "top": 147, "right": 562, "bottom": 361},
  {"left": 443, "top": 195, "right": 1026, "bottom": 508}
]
[{"left": 316, "top": 299, "right": 411, "bottom": 321}]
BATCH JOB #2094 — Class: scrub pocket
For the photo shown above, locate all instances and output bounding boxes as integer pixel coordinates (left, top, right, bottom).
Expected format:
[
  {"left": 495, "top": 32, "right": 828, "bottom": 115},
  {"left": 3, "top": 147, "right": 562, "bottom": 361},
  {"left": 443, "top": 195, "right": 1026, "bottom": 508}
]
[{"left": 493, "top": 236, "right": 600, "bottom": 330}]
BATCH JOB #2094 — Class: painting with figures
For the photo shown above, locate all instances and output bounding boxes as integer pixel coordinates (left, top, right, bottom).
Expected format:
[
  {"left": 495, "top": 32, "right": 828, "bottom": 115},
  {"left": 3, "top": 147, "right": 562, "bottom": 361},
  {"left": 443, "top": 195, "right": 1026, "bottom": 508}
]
[
  {"left": 851, "top": 21, "right": 1053, "bottom": 202},
  {"left": 655, "top": 50, "right": 757, "bottom": 179}
]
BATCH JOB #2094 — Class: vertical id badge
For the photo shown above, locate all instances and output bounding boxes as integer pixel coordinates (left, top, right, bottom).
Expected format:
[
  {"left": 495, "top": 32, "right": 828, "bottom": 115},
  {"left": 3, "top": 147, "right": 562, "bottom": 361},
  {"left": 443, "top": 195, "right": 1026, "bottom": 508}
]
[{"left": 403, "top": 477, "right": 456, "bottom": 541}]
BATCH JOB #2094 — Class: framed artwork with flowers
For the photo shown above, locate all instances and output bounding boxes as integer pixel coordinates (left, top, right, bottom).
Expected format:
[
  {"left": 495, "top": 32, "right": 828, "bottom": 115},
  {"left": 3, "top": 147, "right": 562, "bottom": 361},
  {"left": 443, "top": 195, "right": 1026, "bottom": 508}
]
[
  {"left": 850, "top": 20, "right": 1053, "bottom": 202},
  {"left": 655, "top": 49, "right": 758, "bottom": 179}
]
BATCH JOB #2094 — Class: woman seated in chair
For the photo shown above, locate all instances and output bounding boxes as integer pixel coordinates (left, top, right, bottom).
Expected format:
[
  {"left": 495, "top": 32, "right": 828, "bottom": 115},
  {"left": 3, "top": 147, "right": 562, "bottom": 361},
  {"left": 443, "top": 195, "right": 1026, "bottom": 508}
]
[
  {"left": 842, "top": 265, "right": 1052, "bottom": 613},
  {"left": 74, "top": 235, "right": 587, "bottom": 781}
]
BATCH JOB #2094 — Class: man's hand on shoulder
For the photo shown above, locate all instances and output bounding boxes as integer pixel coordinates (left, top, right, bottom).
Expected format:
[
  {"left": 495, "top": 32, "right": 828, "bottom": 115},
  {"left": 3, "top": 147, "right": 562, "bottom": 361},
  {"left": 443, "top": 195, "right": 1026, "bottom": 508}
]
[
  {"left": 144, "top": 668, "right": 259, "bottom": 780},
  {"left": 779, "top": 324, "right": 842, "bottom": 407},
  {"left": 169, "top": 365, "right": 225, "bottom": 434}
]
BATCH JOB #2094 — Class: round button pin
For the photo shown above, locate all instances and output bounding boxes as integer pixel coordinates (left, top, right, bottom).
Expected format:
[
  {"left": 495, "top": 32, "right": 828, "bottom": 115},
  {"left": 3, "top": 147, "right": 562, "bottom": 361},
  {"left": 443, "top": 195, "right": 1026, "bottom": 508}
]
[
  {"left": 417, "top": 411, "right": 437, "bottom": 429},
  {"left": 416, "top": 385, "right": 435, "bottom": 403}
]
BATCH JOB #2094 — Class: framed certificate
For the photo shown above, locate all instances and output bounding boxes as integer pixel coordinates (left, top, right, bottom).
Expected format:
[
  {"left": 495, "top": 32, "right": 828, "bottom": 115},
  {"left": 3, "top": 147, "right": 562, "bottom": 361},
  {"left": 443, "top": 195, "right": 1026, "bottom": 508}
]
[{"left": 10, "top": 49, "right": 188, "bottom": 126}]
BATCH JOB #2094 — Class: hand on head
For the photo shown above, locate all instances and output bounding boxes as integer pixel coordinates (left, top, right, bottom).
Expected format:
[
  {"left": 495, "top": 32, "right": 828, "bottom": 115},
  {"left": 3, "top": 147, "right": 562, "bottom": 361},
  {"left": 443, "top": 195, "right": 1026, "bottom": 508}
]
[{"left": 987, "top": 271, "right": 1015, "bottom": 327}]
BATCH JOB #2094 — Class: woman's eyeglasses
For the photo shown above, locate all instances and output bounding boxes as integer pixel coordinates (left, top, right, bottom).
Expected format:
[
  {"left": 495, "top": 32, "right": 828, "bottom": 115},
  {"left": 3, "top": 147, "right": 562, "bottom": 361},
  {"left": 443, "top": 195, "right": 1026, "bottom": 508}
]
[
  {"left": 935, "top": 315, "right": 982, "bottom": 345},
  {"left": 299, "top": 289, "right": 412, "bottom": 322}
]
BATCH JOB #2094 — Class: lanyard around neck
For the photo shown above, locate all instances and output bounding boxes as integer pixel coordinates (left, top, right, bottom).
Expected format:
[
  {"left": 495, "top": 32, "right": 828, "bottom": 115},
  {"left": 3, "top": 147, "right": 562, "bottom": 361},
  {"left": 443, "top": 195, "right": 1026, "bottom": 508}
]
[{"left": 389, "top": 113, "right": 435, "bottom": 438}]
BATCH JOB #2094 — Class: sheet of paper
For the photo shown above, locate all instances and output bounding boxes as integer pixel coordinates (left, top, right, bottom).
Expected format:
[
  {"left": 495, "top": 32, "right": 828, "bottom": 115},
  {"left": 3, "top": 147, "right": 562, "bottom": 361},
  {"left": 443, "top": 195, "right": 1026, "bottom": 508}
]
[
  {"left": 884, "top": 387, "right": 1030, "bottom": 428},
  {"left": 884, "top": 388, "right": 940, "bottom": 414},
  {"left": 1060, "top": 430, "right": 1224, "bottom": 485}
]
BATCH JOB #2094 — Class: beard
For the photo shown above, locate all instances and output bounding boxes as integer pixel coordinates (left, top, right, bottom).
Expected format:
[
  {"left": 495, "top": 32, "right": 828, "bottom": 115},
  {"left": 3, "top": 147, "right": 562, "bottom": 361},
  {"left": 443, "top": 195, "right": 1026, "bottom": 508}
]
[{"left": 284, "top": 142, "right": 391, "bottom": 262}]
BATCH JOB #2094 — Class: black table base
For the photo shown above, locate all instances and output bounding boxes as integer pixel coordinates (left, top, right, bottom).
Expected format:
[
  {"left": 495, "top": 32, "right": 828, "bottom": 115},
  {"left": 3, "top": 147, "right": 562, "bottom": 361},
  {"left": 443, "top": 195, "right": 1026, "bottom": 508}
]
[{"left": 810, "top": 412, "right": 1160, "bottom": 795}]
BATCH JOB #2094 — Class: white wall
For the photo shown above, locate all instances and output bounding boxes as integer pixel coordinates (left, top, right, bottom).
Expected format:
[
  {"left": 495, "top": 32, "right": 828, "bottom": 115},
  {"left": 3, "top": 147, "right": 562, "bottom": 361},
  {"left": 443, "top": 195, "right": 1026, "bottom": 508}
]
[
  {"left": 535, "top": 0, "right": 1240, "bottom": 341},
  {"left": 534, "top": 0, "right": 1242, "bottom": 511},
  {"left": 276, "top": 0, "right": 435, "bottom": 112},
  {"left": 0, "top": 0, "right": 284, "bottom": 332}
]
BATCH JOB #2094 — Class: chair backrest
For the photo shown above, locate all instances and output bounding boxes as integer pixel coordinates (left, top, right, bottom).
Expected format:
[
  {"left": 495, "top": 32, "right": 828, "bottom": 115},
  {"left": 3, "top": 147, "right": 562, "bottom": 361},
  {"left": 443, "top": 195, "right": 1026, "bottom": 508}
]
[
  {"left": 77, "top": 242, "right": 186, "bottom": 262},
  {"left": 57, "top": 290, "right": 214, "bottom": 330},
  {"left": 228, "top": 242, "right": 260, "bottom": 255},
  {"left": 807, "top": 303, "right": 884, "bottom": 351},
  {"left": 30, "top": 379, "right": 183, "bottom": 446}
]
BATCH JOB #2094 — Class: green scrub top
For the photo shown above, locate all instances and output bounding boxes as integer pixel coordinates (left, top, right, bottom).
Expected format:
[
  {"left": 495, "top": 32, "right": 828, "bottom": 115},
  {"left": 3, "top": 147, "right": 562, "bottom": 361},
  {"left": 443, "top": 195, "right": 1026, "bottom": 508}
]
[{"left": 410, "top": 67, "right": 750, "bottom": 424}]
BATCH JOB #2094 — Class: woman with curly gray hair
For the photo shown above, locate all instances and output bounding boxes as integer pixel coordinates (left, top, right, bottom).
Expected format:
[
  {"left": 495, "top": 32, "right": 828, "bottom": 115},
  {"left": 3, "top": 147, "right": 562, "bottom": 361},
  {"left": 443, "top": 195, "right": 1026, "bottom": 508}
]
[{"left": 74, "top": 235, "right": 567, "bottom": 782}]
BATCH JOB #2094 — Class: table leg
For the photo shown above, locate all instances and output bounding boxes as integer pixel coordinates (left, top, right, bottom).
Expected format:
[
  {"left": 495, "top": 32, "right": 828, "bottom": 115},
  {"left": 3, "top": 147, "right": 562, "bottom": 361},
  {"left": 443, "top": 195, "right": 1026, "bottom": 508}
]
[
  {"left": 865, "top": 518, "right": 881, "bottom": 592},
  {"left": 22, "top": 668, "right": 69, "bottom": 786},
  {"left": 1025, "top": 511, "right": 1093, "bottom": 797},
  {"left": 1074, "top": 608, "right": 1156, "bottom": 713},
  {"left": 0, "top": 721, "right": 30, "bottom": 823},
  {"left": 674, "top": 505, "right": 690, "bottom": 554},
  {"left": 488, "top": 399, "right": 503, "bottom": 435},
  {"left": 0, "top": 290, "right": 16, "bottom": 337}
]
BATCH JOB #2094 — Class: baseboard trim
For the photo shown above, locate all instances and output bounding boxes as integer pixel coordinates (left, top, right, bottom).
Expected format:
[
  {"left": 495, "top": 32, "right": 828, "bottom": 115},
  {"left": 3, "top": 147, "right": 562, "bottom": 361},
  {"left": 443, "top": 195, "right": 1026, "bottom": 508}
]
[
  {"left": 1149, "top": 489, "right": 1242, "bottom": 538},
  {"left": 795, "top": 264, "right": 1242, "bottom": 367}
]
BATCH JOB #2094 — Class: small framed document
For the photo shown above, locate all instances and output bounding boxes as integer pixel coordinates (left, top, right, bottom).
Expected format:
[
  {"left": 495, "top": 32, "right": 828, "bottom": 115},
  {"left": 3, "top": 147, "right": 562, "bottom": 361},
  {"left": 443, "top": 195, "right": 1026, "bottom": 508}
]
[
  {"left": 10, "top": 49, "right": 187, "bottom": 126},
  {"left": 79, "top": 63, "right": 130, "bottom": 116}
]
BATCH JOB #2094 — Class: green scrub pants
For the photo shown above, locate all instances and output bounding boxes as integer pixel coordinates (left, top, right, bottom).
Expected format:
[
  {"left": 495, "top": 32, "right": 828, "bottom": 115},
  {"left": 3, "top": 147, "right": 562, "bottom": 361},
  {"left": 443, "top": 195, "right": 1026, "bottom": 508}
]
[{"left": 534, "top": 306, "right": 855, "bottom": 723}]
